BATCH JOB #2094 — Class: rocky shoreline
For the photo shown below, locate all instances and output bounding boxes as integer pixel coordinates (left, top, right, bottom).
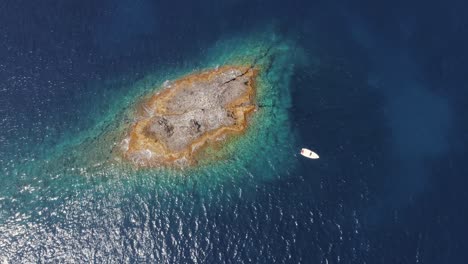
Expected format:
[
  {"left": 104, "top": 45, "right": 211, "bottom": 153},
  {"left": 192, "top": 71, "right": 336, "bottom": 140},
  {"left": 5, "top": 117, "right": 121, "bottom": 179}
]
[{"left": 119, "top": 65, "right": 258, "bottom": 167}]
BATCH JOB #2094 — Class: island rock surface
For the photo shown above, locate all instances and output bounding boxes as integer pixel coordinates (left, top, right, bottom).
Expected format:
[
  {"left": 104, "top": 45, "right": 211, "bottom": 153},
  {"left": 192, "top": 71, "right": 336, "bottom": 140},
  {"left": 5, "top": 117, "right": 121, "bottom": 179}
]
[{"left": 120, "top": 65, "right": 258, "bottom": 167}]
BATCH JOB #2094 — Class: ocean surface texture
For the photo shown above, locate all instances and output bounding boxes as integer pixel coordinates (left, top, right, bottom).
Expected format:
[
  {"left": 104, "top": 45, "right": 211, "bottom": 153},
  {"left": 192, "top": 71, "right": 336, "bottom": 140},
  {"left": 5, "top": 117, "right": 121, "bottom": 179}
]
[{"left": 1, "top": 0, "right": 467, "bottom": 263}]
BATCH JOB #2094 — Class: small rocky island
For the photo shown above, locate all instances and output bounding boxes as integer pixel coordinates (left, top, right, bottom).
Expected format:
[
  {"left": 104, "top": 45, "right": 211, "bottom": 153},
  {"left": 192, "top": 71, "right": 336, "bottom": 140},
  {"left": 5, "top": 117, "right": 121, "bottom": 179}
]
[{"left": 120, "top": 65, "right": 258, "bottom": 167}]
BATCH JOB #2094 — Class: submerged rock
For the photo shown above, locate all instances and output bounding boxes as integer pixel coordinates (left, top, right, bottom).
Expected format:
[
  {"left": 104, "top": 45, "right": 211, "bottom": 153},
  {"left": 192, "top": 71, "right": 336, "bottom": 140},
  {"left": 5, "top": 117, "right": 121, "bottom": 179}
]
[{"left": 121, "top": 65, "right": 258, "bottom": 167}]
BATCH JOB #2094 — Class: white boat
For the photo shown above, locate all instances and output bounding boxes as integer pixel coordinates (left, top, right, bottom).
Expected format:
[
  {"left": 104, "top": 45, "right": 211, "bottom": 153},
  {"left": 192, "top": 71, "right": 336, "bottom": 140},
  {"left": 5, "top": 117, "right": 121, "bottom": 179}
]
[{"left": 300, "top": 148, "right": 319, "bottom": 159}]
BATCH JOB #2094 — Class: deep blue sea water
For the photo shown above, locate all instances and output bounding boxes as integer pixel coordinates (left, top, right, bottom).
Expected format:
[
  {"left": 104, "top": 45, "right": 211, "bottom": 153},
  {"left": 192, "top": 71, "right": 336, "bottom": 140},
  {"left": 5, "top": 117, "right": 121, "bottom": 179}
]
[{"left": 1, "top": 0, "right": 468, "bottom": 263}]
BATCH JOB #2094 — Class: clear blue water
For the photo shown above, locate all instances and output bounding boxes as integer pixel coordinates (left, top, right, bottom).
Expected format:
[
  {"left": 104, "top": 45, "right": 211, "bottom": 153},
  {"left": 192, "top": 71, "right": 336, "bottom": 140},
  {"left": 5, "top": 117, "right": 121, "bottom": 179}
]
[{"left": 1, "top": 0, "right": 467, "bottom": 263}]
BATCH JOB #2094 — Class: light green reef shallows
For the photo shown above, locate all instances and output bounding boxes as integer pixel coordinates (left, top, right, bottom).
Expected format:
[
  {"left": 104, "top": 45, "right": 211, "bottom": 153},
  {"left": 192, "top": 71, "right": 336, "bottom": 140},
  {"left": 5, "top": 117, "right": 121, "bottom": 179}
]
[{"left": 38, "top": 29, "right": 308, "bottom": 192}]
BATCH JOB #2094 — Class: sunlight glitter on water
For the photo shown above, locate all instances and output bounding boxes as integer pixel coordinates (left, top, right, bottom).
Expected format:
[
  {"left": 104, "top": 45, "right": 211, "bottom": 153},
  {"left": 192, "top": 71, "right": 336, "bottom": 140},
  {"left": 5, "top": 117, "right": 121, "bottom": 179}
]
[{"left": 0, "top": 28, "right": 313, "bottom": 262}]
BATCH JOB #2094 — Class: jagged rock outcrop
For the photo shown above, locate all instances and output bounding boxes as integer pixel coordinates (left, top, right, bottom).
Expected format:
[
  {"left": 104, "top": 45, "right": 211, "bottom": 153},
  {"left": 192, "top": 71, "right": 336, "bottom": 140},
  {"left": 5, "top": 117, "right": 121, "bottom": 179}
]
[{"left": 120, "top": 65, "right": 258, "bottom": 167}]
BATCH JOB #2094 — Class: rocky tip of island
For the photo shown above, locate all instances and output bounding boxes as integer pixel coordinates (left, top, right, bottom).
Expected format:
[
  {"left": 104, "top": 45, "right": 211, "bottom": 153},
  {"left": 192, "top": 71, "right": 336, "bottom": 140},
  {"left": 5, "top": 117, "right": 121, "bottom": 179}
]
[{"left": 118, "top": 65, "right": 259, "bottom": 168}]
